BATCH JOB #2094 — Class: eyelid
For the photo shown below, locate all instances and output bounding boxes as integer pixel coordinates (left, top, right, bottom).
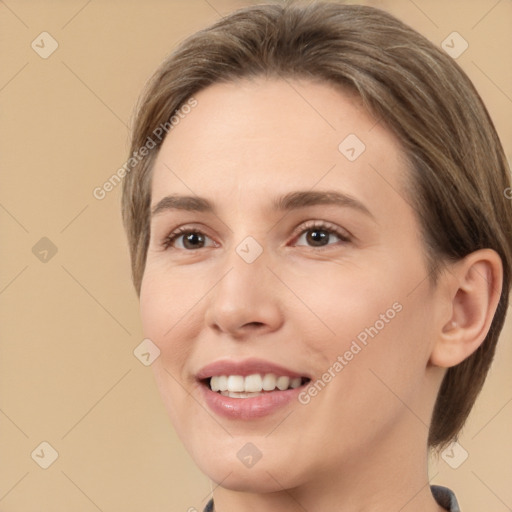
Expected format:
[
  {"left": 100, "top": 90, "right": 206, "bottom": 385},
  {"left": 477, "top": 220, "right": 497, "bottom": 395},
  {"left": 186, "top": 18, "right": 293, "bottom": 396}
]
[
  {"left": 161, "top": 224, "right": 217, "bottom": 250},
  {"left": 161, "top": 219, "right": 352, "bottom": 250},
  {"left": 290, "top": 220, "right": 352, "bottom": 244}
]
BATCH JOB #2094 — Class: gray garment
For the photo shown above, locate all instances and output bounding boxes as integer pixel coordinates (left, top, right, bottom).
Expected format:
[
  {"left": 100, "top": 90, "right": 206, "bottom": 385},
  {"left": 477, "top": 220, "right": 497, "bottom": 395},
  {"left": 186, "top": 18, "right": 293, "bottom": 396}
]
[
  {"left": 431, "top": 485, "right": 461, "bottom": 511},
  {"left": 202, "top": 484, "right": 461, "bottom": 511}
]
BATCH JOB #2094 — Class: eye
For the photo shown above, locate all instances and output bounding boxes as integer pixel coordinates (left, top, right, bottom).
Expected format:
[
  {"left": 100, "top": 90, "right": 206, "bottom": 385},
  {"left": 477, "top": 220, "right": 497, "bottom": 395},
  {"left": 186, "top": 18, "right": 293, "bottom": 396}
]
[
  {"left": 162, "top": 227, "right": 216, "bottom": 250},
  {"left": 161, "top": 221, "right": 351, "bottom": 251},
  {"left": 292, "top": 221, "right": 351, "bottom": 248}
]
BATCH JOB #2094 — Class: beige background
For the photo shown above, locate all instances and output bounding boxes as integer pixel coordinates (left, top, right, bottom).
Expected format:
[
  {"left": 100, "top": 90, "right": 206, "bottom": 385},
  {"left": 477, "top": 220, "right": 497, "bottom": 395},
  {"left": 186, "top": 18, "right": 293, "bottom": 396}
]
[{"left": 0, "top": 0, "right": 511, "bottom": 511}]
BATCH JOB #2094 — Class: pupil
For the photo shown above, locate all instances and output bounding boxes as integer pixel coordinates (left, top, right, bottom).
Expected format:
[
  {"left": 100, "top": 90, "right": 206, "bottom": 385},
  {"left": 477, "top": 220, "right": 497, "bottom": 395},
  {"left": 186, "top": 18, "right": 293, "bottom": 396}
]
[
  {"left": 184, "top": 232, "right": 204, "bottom": 249},
  {"left": 307, "top": 229, "right": 328, "bottom": 246}
]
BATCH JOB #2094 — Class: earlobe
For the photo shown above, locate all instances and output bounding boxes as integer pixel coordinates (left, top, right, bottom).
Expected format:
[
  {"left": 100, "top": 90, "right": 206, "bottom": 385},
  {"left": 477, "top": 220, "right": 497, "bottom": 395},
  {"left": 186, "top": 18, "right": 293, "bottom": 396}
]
[{"left": 429, "top": 249, "right": 503, "bottom": 368}]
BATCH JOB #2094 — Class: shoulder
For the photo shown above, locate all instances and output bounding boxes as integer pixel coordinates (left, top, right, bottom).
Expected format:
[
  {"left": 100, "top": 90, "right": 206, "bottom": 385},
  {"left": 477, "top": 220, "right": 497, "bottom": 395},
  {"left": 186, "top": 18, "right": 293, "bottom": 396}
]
[
  {"left": 431, "top": 484, "right": 461, "bottom": 512},
  {"left": 203, "top": 498, "right": 214, "bottom": 512}
]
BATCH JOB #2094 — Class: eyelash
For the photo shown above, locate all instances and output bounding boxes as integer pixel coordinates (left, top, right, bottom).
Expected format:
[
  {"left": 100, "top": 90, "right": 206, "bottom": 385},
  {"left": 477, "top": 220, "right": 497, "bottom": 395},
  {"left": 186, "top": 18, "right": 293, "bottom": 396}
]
[{"left": 161, "top": 221, "right": 351, "bottom": 251}]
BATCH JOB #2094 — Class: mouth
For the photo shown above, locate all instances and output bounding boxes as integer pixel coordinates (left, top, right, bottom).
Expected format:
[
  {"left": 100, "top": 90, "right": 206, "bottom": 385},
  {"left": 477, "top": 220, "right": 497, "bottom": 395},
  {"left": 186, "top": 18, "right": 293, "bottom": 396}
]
[
  {"left": 195, "top": 358, "right": 312, "bottom": 417},
  {"left": 200, "top": 374, "right": 311, "bottom": 398}
]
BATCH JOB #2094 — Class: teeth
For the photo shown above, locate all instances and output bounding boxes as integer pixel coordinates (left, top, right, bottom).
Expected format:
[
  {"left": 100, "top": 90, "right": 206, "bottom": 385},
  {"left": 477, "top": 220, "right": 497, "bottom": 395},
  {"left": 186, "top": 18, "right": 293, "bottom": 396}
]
[
  {"left": 209, "top": 373, "right": 304, "bottom": 393},
  {"left": 290, "top": 377, "right": 302, "bottom": 389},
  {"left": 211, "top": 375, "right": 226, "bottom": 392},
  {"left": 227, "top": 375, "right": 245, "bottom": 392},
  {"left": 276, "top": 376, "right": 290, "bottom": 390},
  {"left": 262, "top": 373, "right": 277, "bottom": 391},
  {"left": 245, "top": 374, "right": 263, "bottom": 392},
  {"left": 220, "top": 391, "right": 265, "bottom": 398}
]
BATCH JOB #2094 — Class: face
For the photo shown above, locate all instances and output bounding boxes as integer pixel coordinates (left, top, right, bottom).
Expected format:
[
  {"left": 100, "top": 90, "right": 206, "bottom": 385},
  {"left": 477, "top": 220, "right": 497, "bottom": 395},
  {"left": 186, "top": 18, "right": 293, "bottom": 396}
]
[{"left": 140, "top": 78, "right": 445, "bottom": 492}]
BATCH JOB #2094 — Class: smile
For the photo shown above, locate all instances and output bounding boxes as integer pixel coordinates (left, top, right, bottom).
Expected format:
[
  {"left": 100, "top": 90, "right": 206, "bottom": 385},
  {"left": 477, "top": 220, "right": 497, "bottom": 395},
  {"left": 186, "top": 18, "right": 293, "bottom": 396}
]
[
  {"left": 207, "top": 373, "right": 310, "bottom": 397},
  {"left": 196, "top": 358, "right": 312, "bottom": 419}
]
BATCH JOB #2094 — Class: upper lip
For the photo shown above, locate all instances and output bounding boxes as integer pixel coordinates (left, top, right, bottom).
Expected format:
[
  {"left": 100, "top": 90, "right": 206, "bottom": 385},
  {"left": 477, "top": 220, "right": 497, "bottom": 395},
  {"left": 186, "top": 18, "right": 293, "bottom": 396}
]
[{"left": 196, "top": 358, "right": 312, "bottom": 380}]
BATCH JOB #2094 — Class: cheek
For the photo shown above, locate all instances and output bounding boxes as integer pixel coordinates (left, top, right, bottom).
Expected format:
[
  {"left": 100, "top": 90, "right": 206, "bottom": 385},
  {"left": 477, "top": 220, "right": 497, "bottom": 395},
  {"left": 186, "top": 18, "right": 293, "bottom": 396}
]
[
  {"left": 139, "top": 269, "right": 194, "bottom": 369},
  {"left": 291, "top": 255, "right": 432, "bottom": 393},
  {"left": 139, "top": 276, "right": 168, "bottom": 346},
  {"left": 140, "top": 263, "right": 205, "bottom": 338},
  {"left": 140, "top": 270, "right": 201, "bottom": 433},
  {"left": 283, "top": 260, "right": 397, "bottom": 349}
]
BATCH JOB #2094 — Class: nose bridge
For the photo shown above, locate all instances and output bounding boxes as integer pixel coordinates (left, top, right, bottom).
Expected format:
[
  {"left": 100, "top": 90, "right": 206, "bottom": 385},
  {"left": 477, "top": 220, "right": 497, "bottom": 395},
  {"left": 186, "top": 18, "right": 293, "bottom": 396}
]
[
  {"left": 217, "top": 236, "right": 269, "bottom": 307},
  {"left": 205, "top": 235, "right": 283, "bottom": 335}
]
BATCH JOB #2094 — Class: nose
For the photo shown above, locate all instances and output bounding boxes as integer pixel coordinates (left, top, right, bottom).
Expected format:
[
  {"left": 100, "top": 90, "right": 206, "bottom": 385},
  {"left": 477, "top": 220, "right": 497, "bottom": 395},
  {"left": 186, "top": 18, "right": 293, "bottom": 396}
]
[{"left": 204, "top": 243, "right": 284, "bottom": 339}]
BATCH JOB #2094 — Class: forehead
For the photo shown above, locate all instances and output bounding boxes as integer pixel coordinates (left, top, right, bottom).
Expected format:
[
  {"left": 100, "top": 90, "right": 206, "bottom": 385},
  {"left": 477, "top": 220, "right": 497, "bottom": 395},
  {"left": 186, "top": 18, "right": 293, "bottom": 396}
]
[{"left": 151, "top": 78, "right": 408, "bottom": 213}]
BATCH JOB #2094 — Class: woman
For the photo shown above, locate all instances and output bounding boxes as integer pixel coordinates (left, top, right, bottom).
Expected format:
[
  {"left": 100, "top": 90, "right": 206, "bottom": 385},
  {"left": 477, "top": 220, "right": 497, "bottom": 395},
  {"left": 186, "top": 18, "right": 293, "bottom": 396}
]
[{"left": 122, "top": 3, "right": 512, "bottom": 511}]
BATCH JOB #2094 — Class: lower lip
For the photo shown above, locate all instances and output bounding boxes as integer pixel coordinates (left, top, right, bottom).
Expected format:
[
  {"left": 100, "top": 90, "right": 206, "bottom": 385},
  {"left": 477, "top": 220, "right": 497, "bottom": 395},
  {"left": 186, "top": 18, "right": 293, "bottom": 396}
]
[{"left": 199, "top": 382, "right": 305, "bottom": 420}]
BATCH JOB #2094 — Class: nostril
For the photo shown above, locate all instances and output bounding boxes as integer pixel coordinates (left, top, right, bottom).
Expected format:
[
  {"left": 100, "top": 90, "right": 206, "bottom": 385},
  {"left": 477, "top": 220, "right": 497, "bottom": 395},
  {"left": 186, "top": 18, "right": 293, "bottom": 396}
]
[{"left": 245, "top": 322, "right": 265, "bottom": 328}]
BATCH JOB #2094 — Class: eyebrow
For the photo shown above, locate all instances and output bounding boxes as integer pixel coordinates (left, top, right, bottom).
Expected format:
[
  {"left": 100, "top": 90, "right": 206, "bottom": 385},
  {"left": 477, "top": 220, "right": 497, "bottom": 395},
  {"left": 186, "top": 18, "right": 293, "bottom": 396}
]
[{"left": 151, "top": 190, "right": 375, "bottom": 220}]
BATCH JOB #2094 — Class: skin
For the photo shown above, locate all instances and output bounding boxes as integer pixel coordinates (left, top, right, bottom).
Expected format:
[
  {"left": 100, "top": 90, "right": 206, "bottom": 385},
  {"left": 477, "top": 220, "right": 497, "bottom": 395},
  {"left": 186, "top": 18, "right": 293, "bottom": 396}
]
[{"left": 139, "top": 78, "right": 502, "bottom": 512}]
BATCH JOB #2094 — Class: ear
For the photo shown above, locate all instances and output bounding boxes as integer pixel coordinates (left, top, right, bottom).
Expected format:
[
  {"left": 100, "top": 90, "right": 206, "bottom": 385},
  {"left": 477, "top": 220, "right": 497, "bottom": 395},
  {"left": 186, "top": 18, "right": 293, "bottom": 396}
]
[{"left": 429, "top": 249, "right": 503, "bottom": 368}]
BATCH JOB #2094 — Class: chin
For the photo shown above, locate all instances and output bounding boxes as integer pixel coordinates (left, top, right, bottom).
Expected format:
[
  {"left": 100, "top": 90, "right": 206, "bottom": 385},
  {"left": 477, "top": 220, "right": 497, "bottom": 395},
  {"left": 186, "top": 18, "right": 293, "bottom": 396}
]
[{"left": 205, "top": 464, "right": 294, "bottom": 492}]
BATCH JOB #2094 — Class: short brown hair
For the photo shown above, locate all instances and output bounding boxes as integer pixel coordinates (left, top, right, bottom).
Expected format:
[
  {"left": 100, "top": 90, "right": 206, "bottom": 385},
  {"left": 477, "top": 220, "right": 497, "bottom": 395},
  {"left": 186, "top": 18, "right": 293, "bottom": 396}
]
[{"left": 122, "top": 1, "right": 512, "bottom": 449}]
